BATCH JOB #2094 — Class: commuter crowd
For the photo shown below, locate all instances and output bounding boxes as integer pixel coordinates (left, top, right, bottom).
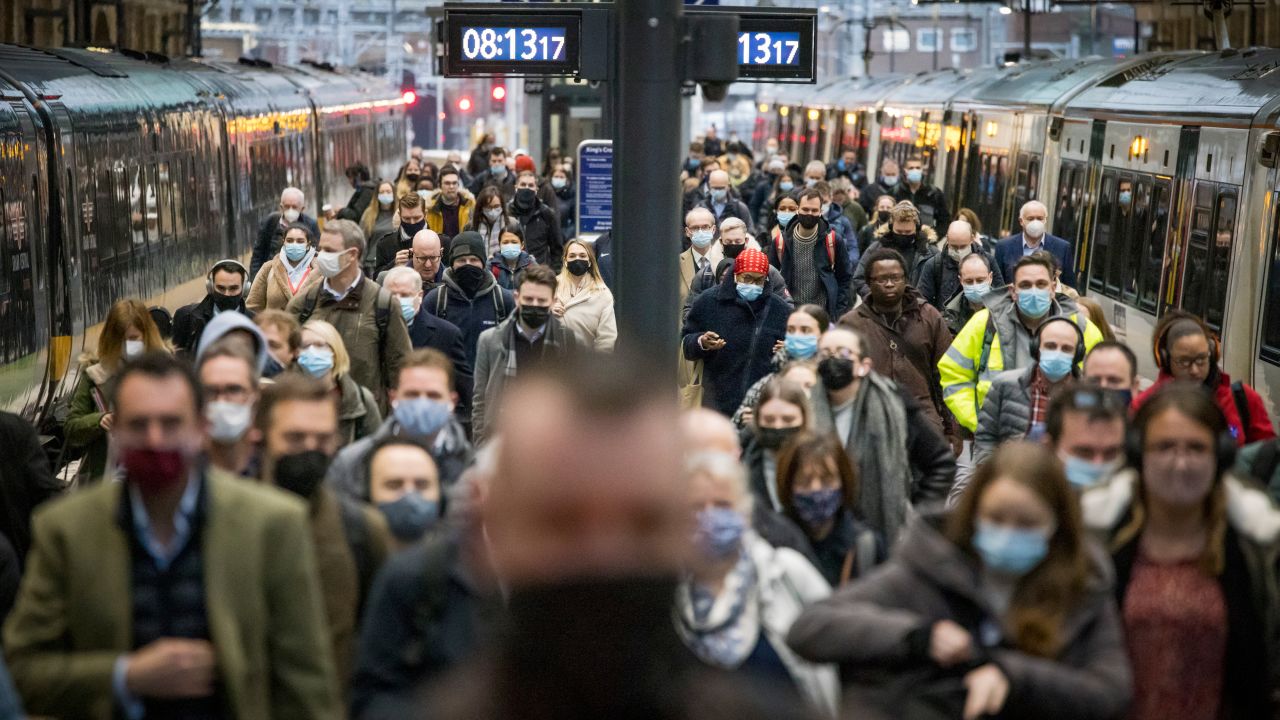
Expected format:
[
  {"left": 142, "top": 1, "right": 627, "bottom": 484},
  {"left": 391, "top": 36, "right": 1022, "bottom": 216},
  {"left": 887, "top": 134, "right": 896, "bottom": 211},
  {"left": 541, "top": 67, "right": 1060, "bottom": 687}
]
[{"left": 0, "top": 134, "right": 1272, "bottom": 719}]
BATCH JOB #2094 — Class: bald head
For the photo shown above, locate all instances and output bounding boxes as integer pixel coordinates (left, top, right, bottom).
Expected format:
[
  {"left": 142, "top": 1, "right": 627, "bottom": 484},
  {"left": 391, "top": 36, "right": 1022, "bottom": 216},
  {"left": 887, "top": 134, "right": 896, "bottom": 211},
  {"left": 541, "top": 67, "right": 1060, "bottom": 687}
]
[
  {"left": 486, "top": 369, "right": 690, "bottom": 586},
  {"left": 680, "top": 408, "right": 740, "bottom": 458},
  {"left": 685, "top": 207, "right": 715, "bottom": 231},
  {"left": 707, "top": 170, "right": 729, "bottom": 192},
  {"left": 945, "top": 220, "right": 975, "bottom": 250},
  {"left": 411, "top": 229, "right": 443, "bottom": 283}
]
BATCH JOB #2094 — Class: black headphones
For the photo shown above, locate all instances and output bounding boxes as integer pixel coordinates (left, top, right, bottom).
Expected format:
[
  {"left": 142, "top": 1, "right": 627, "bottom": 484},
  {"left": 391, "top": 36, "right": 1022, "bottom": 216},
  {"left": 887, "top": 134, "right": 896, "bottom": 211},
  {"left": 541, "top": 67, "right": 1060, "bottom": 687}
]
[
  {"left": 1030, "top": 315, "right": 1086, "bottom": 366},
  {"left": 1123, "top": 390, "right": 1237, "bottom": 474},
  {"left": 1153, "top": 311, "right": 1220, "bottom": 374},
  {"left": 206, "top": 259, "right": 249, "bottom": 297}
]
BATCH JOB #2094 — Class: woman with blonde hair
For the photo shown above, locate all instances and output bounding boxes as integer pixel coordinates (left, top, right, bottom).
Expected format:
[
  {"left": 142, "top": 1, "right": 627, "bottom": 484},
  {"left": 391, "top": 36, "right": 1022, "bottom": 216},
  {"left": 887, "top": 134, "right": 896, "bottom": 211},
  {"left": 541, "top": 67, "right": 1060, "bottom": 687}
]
[
  {"left": 360, "top": 180, "right": 399, "bottom": 241},
  {"left": 790, "top": 441, "right": 1132, "bottom": 719},
  {"left": 64, "top": 299, "right": 169, "bottom": 483},
  {"left": 552, "top": 239, "right": 616, "bottom": 351},
  {"left": 297, "top": 320, "right": 381, "bottom": 447}
]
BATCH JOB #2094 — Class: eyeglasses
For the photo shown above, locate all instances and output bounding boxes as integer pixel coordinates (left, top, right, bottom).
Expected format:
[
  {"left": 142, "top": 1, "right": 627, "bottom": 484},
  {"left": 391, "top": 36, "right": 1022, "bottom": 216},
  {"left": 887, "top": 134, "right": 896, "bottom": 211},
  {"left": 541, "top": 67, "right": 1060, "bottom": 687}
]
[
  {"left": 414, "top": 254, "right": 442, "bottom": 264},
  {"left": 1172, "top": 354, "right": 1211, "bottom": 370},
  {"left": 818, "top": 348, "right": 861, "bottom": 361},
  {"left": 204, "top": 384, "right": 251, "bottom": 403},
  {"left": 688, "top": 224, "right": 715, "bottom": 232}
]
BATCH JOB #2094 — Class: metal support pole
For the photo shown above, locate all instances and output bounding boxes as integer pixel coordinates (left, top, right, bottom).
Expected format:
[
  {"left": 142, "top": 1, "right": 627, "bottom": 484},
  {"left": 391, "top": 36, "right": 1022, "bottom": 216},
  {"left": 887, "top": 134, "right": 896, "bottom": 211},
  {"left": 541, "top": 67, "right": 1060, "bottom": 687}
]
[
  {"left": 1023, "top": 0, "right": 1032, "bottom": 57},
  {"left": 612, "top": 0, "right": 681, "bottom": 377}
]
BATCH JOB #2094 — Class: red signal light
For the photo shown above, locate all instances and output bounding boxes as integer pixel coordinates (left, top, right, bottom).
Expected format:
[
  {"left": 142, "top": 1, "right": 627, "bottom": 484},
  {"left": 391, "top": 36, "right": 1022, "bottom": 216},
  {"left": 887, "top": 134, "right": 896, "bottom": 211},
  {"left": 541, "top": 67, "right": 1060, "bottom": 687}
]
[
  {"left": 458, "top": 96, "right": 473, "bottom": 112},
  {"left": 492, "top": 85, "right": 506, "bottom": 101},
  {"left": 401, "top": 90, "right": 417, "bottom": 105}
]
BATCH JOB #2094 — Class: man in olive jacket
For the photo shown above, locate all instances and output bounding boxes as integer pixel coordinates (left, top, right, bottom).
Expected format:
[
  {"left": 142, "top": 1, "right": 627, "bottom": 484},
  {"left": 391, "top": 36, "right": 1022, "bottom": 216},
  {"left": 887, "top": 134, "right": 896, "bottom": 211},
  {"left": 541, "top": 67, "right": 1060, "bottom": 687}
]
[{"left": 3, "top": 353, "right": 339, "bottom": 720}]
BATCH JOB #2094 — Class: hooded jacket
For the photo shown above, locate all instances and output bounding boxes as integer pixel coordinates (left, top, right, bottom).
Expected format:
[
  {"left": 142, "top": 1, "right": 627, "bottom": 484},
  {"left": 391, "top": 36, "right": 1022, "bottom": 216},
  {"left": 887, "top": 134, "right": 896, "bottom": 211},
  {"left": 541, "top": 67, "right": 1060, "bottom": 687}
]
[
  {"left": 1081, "top": 470, "right": 1280, "bottom": 719},
  {"left": 173, "top": 294, "right": 254, "bottom": 357},
  {"left": 839, "top": 286, "right": 953, "bottom": 437},
  {"left": 787, "top": 515, "right": 1132, "bottom": 720},
  {"left": 851, "top": 225, "right": 939, "bottom": 300},
  {"left": 681, "top": 274, "right": 791, "bottom": 417},
  {"left": 423, "top": 268, "right": 516, "bottom": 369},
  {"left": 195, "top": 310, "right": 270, "bottom": 372},
  {"left": 937, "top": 287, "right": 1103, "bottom": 433}
]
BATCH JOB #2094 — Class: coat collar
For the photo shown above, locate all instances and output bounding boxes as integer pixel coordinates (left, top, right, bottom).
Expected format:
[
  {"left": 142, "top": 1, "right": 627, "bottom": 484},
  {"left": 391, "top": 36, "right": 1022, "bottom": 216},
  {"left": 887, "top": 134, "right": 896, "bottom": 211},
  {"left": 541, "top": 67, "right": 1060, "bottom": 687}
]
[{"left": 1081, "top": 469, "right": 1280, "bottom": 546}]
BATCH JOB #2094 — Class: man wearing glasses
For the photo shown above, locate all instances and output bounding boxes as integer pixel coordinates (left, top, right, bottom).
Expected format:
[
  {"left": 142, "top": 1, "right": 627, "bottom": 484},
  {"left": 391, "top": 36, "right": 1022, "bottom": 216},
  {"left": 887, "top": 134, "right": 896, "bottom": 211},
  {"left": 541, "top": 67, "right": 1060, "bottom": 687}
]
[
  {"left": 194, "top": 312, "right": 271, "bottom": 477},
  {"left": 1133, "top": 310, "right": 1275, "bottom": 446}
]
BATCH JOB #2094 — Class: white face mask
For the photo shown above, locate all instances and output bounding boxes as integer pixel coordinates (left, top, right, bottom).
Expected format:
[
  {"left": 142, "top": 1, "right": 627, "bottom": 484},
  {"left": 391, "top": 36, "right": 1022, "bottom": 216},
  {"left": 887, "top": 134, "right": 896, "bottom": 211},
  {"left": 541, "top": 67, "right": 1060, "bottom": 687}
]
[
  {"left": 283, "top": 208, "right": 301, "bottom": 223},
  {"left": 124, "top": 339, "right": 144, "bottom": 358},
  {"left": 206, "top": 401, "right": 253, "bottom": 443},
  {"left": 1024, "top": 219, "right": 1046, "bottom": 239},
  {"left": 316, "top": 250, "right": 346, "bottom": 278}
]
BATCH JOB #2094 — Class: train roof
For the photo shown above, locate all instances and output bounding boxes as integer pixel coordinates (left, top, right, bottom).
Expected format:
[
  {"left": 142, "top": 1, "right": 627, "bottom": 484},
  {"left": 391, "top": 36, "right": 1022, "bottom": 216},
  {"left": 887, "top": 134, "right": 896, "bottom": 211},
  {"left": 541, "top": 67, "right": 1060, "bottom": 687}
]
[
  {"left": 949, "top": 56, "right": 1127, "bottom": 110},
  {"left": 1062, "top": 48, "right": 1280, "bottom": 121},
  {"left": 879, "top": 66, "right": 1010, "bottom": 109},
  {"left": 0, "top": 45, "right": 209, "bottom": 114},
  {"left": 808, "top": 74, "right": 908, "bottom": 111}
]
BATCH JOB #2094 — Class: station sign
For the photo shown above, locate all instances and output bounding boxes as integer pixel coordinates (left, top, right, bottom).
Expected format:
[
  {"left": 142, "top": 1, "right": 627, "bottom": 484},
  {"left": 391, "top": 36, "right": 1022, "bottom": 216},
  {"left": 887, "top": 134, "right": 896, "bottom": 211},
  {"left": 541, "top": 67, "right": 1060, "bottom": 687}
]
[
  {"left": 441, "top": 10, "right": 582, "bottom": 77},
  {"left": 576, "top": 140, "right": 613, "bottom": 239}
]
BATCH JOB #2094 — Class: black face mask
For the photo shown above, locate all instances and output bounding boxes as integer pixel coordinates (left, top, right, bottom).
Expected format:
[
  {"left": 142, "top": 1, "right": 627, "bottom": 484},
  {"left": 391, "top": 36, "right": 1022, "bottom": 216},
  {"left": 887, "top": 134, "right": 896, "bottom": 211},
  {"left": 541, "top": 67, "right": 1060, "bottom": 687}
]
[
  {"left": 499, "top": 576, "right": 683, "bottom": 716},
  {"left": 818, "top": 356, "right": 856, "bottom": 391},
  {"left": 567, "top": 259, "right": 591, "bottom": 277},
  {"left": 273, "top": 450, "right": 330, "bottom": 499},
  {"left": 514, "top": 188, "right": 537, "bottom": 208},
  {"left": 211, "top": 292, "right": 241, "bottom": 312},
  {"left": 519, "top": 305, "right": 551, "bottom": 328},
  {"left": 795, "top": 213, "right": 820, "bottom": 230},
  {"left": 889, "top": 232, "right": 917, "bottom": 248},
  {"left": 757, "top": 425, "right": 799, "bottom": 451},
  {"left": 722, "top": 243, "right": 746, "bottom": 259},
  {"left": 453, "top": 264, "right": 488, "bottom": 296},
  {"left": 406, "top": 173, "right": 420, "bottom": 183},
  {"left": 262, "top": 354, "right": 286, "bottom": 379},
  {"left": 876, "top": 210, "right": 891, "bottom": 224},
  {"left": 401, "top": 219, "right": 426, "bottom": 237}
]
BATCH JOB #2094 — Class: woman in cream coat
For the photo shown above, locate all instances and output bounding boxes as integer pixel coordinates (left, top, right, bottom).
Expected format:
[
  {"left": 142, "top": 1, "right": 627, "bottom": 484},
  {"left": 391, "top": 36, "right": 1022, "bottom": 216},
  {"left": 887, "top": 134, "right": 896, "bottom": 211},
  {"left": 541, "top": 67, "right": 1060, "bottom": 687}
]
[
  {"left": 552, "top": 239, "right": 617, "bottom": 351},
  {"left": 247, "top": 223, "right": 318, "bottom": 312}
]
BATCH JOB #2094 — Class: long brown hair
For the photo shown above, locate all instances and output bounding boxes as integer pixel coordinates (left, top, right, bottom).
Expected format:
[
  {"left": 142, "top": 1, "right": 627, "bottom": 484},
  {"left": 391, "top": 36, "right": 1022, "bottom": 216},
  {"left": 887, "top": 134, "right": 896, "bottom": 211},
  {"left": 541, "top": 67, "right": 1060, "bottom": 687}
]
[
  {"left": 776, "top": 431, "right": 858, "bottom": 525},
  {"left": 97, "top": 299, "right": 166, "bottom": 371},
  {"left": 1115, "top": 384, "right": 1229, "bottom": 575},
  {"left": 753, "top": 377, "right": 812, "bottom": 431},
  {"left": 946, "top": 442, "right": 1089, "bottom": 658}
]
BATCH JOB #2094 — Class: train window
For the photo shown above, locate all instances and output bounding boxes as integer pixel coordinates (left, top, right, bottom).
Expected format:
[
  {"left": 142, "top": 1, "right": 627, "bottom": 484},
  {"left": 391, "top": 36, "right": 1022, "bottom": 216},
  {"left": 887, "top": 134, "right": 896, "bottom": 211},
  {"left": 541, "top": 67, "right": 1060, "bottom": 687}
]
[
  {"left": 96, "top": 166, "right": 115, "bottom": 261},
  {"left": 1137, "top": 179, "right": 1172, "bottom": 313},
  {"left": 157, "top": 162, "right": 174, "bottom": 246},
  {"left": 0, "top": 190, "right": 9, "bottom": 298},
  {"left": 1261, "top": 198, "right": 1280, "bottom": 363},
  {"left": 1205, "top": 190, "right": 1237, "bottom": 329},
  {"left": 1121, "top": 176, "right": 1151, "bottom": 304},
  {"left": 1089, "top": 170, "right": 1117, "bottom": 295},
  {"left": 1053, "top": 163, "right": 1077, "bottom": 242},
  {"left": 129, "top": 164, "right": 146, "bottom": 250},
  {"left": 994, "top": 155, "right": 1010, "bottom": 235},
  {"left": 145, "top": 164, "right": 162, "bottom": 248},
  {"left": 1027, "top": 157, "right": 1040, "bottom": 201},
  {"left": 1180, "top": 183, "right": 1217, "bottom": 322},
  {"left": 1013, "top": 153, "right": 1031, "bottom": 213}
]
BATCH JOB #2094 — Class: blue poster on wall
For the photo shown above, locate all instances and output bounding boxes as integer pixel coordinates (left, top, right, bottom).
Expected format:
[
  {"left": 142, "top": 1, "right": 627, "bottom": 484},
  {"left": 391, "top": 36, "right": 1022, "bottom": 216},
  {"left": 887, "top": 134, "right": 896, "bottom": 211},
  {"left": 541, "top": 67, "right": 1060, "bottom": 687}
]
[{"left": 576, "top": 140, "right": 613, "bottom": 238}]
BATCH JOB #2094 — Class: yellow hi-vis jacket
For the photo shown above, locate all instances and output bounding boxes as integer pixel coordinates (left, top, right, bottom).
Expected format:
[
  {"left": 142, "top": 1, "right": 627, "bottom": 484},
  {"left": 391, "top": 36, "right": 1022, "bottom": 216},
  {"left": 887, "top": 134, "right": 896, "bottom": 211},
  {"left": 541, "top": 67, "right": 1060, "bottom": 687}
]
[{"left": 938, "top": 306, "right": 1104, "bottom": 432}]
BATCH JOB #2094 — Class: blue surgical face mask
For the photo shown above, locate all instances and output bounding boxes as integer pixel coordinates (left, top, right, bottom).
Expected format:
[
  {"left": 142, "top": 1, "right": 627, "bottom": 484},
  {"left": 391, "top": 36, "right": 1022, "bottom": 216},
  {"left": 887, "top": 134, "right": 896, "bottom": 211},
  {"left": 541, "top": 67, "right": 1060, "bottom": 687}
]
[
  {"left": 710, "top": 188, "right": 727, "bottom": 202},
  {"left": 1038, "top": 349, "right": 1074, "bottom": 382},
  {"left": 1118, "top": 190, "right": 1132, "bottom": 206},
  {"left": 393, "top": 397, "right": 453, "bottom": 438},
  {"left": 784, "top": 333, "right": 818, "bottom": 359},
  {"left": 791, "top": 488, "right": 843, "bottom": 529},
  {"left": 1063, "top": 455, "right": 1117, "bottom": 490},
  {"left": 378, "top": 493, "right": 440, "bottom": 543},
  {"left": 378, "top": 192, "right": 395, "bottom": 206},
  {"left": 736, "top": 282, "right": 764, "bottom": 302},
  {"left": 284, "top": 242, "right": 309, "bottom": 263},
  {"left": 491, "top": 165, "right": 507, "bottom": 179},
  {"left": 973, "top": 520, "right": 1051, "bottom": 575},
  {"left": 776, "top": 211, "right": 796, "bottom": 228},
  {"left": 398, "top": 296, "right": 418, "bottom": 322},
  {"left": 882, "top": 175, "right": 899, "bottom": 187},
  {"left": 695, "top": 507, "right": 746, "bottom": 560},
  {"left": 804, "top": 178, "right": 818, "bottom": 188},
  {"left": 963, "top": 282, "right": 990, "bottom": 303},
  {"left": 500, "top": 243, "right": 522, "bottom": 261},
  {"left": 551, "top": 177, "right": 567, "bottom": 189},
  {"left": 906, "top": 169, "right": 924, "bottom": 184},
  {"left": 262, "top": 354, "right": 286, "bottom": 379},
  {"left": 779, "top": 181, "right": 795, "bottom": 192},
  {"left": 690, "top": 229, "right": 714, "bottom": 249},
  {"left": 1017, "top": 287, "right": 1052, "bottom": 318},
  {"left": 297, "top": 347, "right": 335, "bottom": 377}
]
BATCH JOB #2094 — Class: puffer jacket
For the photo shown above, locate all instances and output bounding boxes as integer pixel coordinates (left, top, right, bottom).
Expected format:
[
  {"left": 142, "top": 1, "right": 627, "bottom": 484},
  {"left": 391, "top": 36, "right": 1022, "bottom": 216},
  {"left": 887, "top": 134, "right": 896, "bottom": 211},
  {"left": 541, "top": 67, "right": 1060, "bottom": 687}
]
[
  {"left": 423, "top": 269, "right": 516, "bottom": 368},
  {"left": 1081, "top": 470, "right": 1280, "bottom": 719},
  {"left": 838, "top": 286, "right": 953, "bottom": 436},
  {"left": 787, "top": 514, "right": 1132, "bottom": 720},
  {"left": 426, "top": 189, "right": 475, "bottom": 240},
  {"left": 973, "top": 364, "right": 1036, "bottom": 465},
  {"left": 937, "top": 287, "right": 1103, "bottom": 433},
  {"left": 851, "top": 225, "right": 939, "bottom": 299}
]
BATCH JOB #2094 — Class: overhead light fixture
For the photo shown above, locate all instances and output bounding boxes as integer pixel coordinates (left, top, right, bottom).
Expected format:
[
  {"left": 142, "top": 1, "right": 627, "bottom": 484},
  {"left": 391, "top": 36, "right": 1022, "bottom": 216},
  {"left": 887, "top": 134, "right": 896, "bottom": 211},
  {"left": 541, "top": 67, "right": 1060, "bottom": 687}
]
[
  {"left": 998, "top": 5, "right": 1013, "bottom": 15},
  {"left": 845, "top": 112, "right": 856, "bottom": 124},
  {"left": 807, "top": 108, "right": 820, "bottom": 121}
]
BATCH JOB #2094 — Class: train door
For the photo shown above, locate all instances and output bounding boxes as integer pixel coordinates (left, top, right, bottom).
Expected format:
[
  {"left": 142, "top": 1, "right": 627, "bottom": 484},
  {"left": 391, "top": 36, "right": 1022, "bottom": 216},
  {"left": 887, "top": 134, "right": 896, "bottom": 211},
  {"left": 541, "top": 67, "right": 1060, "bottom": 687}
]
[
  {"left": 1254, "top": 169, "right": 1280, "bottom": 409},
  {"left": 43, "top": 102, "right": 84, "bottom": 401}
]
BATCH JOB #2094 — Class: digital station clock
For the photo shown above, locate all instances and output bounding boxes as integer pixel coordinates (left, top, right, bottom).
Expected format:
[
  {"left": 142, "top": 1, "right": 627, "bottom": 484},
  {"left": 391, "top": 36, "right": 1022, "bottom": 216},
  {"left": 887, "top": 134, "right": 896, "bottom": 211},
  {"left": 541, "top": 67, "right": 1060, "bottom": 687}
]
[
  {"left": 733, "top": 14, "right": 816, "bottom": 81},
  {"left": 443, "top": 12, "right": 581, "bottom": 77}
]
